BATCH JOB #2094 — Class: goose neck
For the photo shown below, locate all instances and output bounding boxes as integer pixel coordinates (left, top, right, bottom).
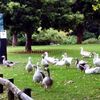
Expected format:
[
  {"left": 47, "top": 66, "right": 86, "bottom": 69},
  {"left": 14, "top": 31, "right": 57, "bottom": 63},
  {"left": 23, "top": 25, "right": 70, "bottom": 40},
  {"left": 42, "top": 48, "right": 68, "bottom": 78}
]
[
  {"left": 81, "top": 47, "right": 83, "bottom": 52},
  {"left": 47, "top": 68, "right": 50, "bottom": 77},
  {"left": 28, "top": 60, "right": 31, "bottom": 64},
  {"left": 76, "top": 59, "right": 79, "bottom": 65}
]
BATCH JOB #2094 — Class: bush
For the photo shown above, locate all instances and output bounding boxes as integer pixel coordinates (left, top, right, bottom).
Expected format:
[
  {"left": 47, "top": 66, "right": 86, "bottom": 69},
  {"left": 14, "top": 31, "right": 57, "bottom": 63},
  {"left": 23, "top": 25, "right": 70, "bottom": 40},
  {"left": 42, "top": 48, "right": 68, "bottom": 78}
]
[
  {"left": 98, "top": 36, "right": 100, "bottom": 40},
  {"left": 63, "top": 35, "right": 77, "bottom": 44},
  {"left": 7, "top": 30, "right": 26, "bottom": 46},
  {"left": 82, "top": 38, "right": 99, "bottom": 44},
  {"left": 17, "top": 34, "right": 26, "bottom": 46},
  {"left": 32, "top": 28, "right": 67, "bottom": 45},
  {"left": 83, "top": 31, "right": 96, "bottom": 41}
]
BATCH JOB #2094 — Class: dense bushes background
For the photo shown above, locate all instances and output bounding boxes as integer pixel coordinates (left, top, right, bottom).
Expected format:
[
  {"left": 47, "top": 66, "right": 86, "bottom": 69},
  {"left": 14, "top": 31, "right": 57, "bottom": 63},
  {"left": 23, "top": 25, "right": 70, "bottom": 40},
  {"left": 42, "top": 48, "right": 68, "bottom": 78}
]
[
  {"left": 83, "top": 31, "right": 96, "bottom": 41},
  {"left": 7, "top": 28, "right": 100, "bottom": 46},
  {"left": 32, "top": 28, "right": 67, "bottom": 45},
  {"left": 82, "top": 37, "right": 100, "bottom": 44}
]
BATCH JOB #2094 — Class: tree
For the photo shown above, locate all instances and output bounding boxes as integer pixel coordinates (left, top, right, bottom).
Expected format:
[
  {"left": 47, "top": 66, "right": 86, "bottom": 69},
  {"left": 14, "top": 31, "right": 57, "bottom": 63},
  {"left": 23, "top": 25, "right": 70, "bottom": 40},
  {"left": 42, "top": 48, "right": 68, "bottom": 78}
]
[
  {"left": 40, "top": 0, "right": 84, "bottom": 43},
  {"left": 5, "top": 2, "right": 22, "bottom": 46},
  {"left": 1, "top": 0, "right": 100, "bottom": 46},
  {"left": 0, "top": 0, "right": 42, "bottom": 52},
  {"left": 18, "top": 0, "right": 42, "bottom": 52},
  {"left": 41, "top": 0, "right": 77, "bottom": 31},
  {"left": 72, "top": 0, "right": 100, "bottom": 42}
]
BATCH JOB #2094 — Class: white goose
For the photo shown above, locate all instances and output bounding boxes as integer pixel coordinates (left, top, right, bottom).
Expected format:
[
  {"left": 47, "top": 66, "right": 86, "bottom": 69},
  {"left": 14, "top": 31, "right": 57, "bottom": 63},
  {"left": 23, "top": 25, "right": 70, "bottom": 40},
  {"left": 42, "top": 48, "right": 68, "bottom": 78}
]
[
  {"left": 80, "top": 47, "right": 92, "bottom": 57},
  {"left": 55, "top": 53, "right": 67, "bottom": 66},
  {"left": 62, "top": 53, "right": 73, "bottom": 66},
  {"left": 2, "top": 55, "right": 16, "bottom": 67},
  {"left": 43, "top": 52, "right": 58, "bottom": 64},
  {"left": 41, "top": 54, "right": 49, "bottom": 69},
  {"left": 42, "top": 68, "right": 53, "bottom": 90},
  {"left": 33, "top": 63, "right": 45, "bottom": 83},
  {"left": 93, "top": 52, "right": 100, "bottom": 67},
  {"left": 25, "top": 57, "right": 33, "bottom": 72},
  {"left": 55, "top": 53, "right": 73, "bottom": 66},
  {"left": 55, "top": 59, "right": 65, "bottom": 66},
  {"left": 84, "top": 66, "right": 100, "bottom": 74}
]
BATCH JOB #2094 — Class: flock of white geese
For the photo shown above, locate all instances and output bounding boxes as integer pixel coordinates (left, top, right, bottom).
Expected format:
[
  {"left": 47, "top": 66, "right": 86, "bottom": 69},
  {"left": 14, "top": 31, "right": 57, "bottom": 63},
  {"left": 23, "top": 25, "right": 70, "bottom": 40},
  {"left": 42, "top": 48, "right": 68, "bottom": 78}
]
[{"left": 1, "top": 47, "right": 100, "bottom": 90}]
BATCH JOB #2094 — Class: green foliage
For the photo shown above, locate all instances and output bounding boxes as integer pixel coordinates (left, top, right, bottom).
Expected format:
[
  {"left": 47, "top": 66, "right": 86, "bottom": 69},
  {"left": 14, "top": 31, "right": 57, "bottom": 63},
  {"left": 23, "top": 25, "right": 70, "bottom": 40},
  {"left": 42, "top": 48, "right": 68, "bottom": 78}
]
[
  {"left": 92, "top": 0, "right": 100, "bottom": 11},
  {"left": 63, "top": 35, "right": 77, "bottom": 44},
  {"left": 17, "top": 34, "right": 26, "bottom": 46},
  {"left": 7, "top": 2, "right": 21, "bottom": 9},
  {"left": 83, "top": 31, "right": 96, "bottom": 40},
  {"left": 32, "top": 28, "right": 67, "bottom": 45},
  {"left": 82, "top": 38, "right": 99, "bottom": 44},
  {"left": 1, "top": 0, "right": 41, "bottom": 33},
  {"left": 74, "top": 12, "right": 84, "bottom": 24},
  {"left": 0, "top": 0, "right": 99, "bottom": 46},
  {"left": 7, "top": 30, "right": 12, "bottom": 45}
]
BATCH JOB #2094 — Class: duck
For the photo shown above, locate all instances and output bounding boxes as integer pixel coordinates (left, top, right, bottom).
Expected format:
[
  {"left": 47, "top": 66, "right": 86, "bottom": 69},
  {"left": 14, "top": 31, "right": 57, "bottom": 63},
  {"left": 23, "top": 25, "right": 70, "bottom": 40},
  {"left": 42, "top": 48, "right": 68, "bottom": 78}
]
[
  {"left": 80, "top": 47, "right": 92, "bottom": 57},
  {"left": 55, "top": 59, "right": 65, "bottom": 66},
  {"left": 33, "top": 63, "right": 45, "bottom": 83},
  {"left": 84, "top": 66, "right": 100, "bottom": 74},
  {"left": 2, "top": 55, "right": 16, "bottom": 67},
  {"left": 63, "top": 57, "right": 73, "bottom": 67},
  {"left": 75, "top": 59, "right": 88, "bottom": 71},
  {"left": 55, "top": 53, "right": 67, "bottom": 66},
  {"left": 43, "top": 52, "right": 58, "bottom": 64},
  {"left": 41, "top": 54, "right": 49, "bottom": 69},
  {"left": 42, "top": 68, "right": 53, "bottom": 90},
  {"left": 25, "top": 57, "right": 33, "bottom": 72},
  {"left": 93, "top": 52, "right": 100, "bottom": 67},
  {"left": 55, "top": 53, "right": 73, "bottom": 67},
  {"left": 62, "top": 53, "right": 73, "bottom": 66}
]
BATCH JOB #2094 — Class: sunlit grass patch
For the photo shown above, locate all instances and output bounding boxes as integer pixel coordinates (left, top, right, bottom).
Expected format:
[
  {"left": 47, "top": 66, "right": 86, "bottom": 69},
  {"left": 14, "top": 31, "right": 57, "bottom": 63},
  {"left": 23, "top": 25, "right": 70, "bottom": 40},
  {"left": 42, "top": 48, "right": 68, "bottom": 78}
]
[{"left": 0, "top": 44, "right": 100, "bottom": 100}]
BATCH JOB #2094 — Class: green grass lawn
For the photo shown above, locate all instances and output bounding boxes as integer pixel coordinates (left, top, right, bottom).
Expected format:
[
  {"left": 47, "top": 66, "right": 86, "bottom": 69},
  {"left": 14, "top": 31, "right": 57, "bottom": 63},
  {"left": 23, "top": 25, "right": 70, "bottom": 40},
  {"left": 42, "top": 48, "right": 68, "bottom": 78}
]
[{"left": 0, "top": 44, "right": 100, "bottom": 100}]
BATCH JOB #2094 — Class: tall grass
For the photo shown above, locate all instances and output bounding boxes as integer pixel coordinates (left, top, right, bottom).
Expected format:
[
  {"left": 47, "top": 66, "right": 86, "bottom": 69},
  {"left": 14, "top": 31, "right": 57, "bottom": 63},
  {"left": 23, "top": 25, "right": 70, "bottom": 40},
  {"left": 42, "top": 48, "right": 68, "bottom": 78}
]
[{"left": 0, "top": 44, "right": 100, "bottom": 100}]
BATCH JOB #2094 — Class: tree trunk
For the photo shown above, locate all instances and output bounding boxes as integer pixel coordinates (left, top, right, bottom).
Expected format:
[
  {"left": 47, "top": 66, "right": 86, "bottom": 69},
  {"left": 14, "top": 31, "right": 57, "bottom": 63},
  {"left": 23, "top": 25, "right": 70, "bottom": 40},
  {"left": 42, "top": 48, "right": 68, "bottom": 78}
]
[
  {"left": 25, "top": 33, "right": 32, "bottom": 52},
  {"left": 77, "top": 32, "right": 83, "bottom": 44},
  {"left": 76, "top": 24, "right": 84, "bottom": 44},
  {"left": 12, "top": 32, "right": 18, "bottom": 46}
]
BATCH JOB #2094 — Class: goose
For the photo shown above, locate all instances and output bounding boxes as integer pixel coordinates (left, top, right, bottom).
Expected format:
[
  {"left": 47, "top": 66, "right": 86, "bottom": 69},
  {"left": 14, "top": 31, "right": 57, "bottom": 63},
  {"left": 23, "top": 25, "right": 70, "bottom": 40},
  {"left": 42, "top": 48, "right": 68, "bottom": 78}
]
[
  {"left": 80, "top": 47, "right": 92, "bottom": 57},
  {"left": 41, "top": 54, "right": 49, "bottom": 69},
  {"left": 63, "top": 57, "right": 73, "bottom": 66},
  {"left": 2, "top": 55, "right": 16, "bottom": 67},
  {"left": 75, "top": 59, "right": 88, "bottom": 71},
  {"left": 25, "top": 57, "right": 33, "bottom": 72},
  {"left": 93, "top": 52, "right": 100, "bottom": 67},
  {"left": 42, "top": 68, "right": 53, "bottom": 90},
  {"left": 55, "top": 53, "right": 73, "bottom": 66},
  {"left": 84, "top": 66, "right": 100, "bottom": 74},
  {"left": 55, "top": 53, "right": 68, "bottom": 66},
  {"left": 33, "top": 63, "right": 45, "bottom": 83},
  {"left": 62, "top": 53, "right": 73, "bottom": 66},
  {"left": 43, "top": 52, "right": 58, "bottom": 64},
  {"left": 55, "top": 59, "right": 65, "bottom": 66}
]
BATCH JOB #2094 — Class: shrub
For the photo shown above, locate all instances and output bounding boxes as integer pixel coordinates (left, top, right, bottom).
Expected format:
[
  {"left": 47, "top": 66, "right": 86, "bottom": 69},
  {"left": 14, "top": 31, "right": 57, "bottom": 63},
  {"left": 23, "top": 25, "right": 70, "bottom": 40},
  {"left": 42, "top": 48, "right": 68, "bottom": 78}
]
[
  {"left": 17, "top": 34, "right": 26, "bottom": 46},
  {"left": 63, "top": 35, "right": 77, "bottom": 44},
  {"left": 32, "top": 28, "right": 67, "bottom": 45},
  {"left": 83, "top": 31, "right": 96, "bottom": 41},
  {"left": 82, "top": 38, "right": 98, "bottom": 44},
  {"left": 98, "top": 36, "right": 100, "bottom": 40}
]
